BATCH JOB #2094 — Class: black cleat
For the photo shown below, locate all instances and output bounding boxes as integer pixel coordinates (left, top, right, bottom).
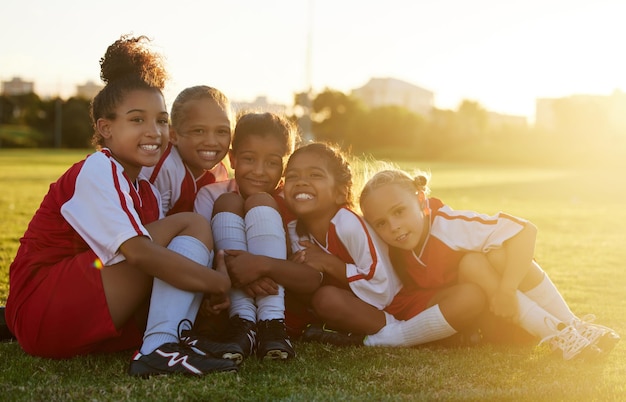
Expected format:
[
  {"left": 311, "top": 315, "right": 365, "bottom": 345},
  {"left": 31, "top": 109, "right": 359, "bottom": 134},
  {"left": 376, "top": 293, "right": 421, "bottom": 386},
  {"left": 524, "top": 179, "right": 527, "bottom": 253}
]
[
  {"left": 128, "top": 342, "right": 238, "bottom": 377},
  {"left": 257, "top": 319, "right": 295, "bottom": 360},
  {"left": 0, "top": 306, "right": 16, "bottom": 342},
  {"left": 301, "top": 323, "right": 365, "bottom": 347}
]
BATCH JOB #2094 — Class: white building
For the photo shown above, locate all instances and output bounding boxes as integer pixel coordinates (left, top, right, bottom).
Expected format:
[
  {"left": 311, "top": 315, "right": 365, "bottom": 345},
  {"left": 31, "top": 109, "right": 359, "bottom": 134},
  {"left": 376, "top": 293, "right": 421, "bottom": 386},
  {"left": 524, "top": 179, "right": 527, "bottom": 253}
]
[
  {"left": 76, "top": 80, "right": 103, "bottom": 100},
  {"left": 1, "top": 77, "right": 35, "bottom": 96},
  {"left": 232, "top": 96, "right": 287, "bottom": 116},
  {"left": 535, "top": 91, "right": 626, "bottom": 132},
  {"left": 351, "top": 77, "right": 434, "bottom": 117}
]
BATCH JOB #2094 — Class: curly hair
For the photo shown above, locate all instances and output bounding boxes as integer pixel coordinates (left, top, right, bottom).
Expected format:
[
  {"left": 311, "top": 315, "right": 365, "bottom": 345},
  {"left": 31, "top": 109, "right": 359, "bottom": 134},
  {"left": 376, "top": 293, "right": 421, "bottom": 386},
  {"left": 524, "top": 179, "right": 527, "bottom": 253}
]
[{"left": 90, "top": 35, "right": 168, "bottom": 147}]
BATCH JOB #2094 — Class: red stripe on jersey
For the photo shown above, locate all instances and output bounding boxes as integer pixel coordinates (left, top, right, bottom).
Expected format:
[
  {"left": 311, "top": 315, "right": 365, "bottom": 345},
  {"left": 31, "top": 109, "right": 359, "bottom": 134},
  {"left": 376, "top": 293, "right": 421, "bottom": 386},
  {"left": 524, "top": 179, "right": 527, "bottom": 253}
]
[
  {"left": 110, "top": 162, "right": 144, "bottom": 236},
  {"left": 438, "top": 208, "right": 528, "bottom": 229},
  {"left": 437, "top": 210, "right": 498, "bottom": 225},
  {"left": 149, "top": 143, "right": 172, "bottom": 184},
  {"left": 327, "top": 208, "right": 378, "bottom": 283}
]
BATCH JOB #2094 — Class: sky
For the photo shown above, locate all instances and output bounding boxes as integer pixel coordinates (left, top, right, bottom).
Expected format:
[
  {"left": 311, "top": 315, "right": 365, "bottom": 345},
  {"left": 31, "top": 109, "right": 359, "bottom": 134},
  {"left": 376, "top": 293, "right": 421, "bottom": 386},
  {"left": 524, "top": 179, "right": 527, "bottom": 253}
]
[{"left": 2, "top": 0, "right": 625, "bottom": 119}]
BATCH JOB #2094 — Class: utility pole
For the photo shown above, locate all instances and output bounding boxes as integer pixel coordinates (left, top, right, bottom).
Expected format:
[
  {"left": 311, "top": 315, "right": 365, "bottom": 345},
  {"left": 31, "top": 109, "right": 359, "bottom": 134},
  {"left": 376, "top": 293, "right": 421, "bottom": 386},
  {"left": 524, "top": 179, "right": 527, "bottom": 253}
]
[
  {"left": 299, "top": 0, "right": 315, "bottom": 142},
  {"left": 54, "top": 97, "right": 62, "bottom": 148}
]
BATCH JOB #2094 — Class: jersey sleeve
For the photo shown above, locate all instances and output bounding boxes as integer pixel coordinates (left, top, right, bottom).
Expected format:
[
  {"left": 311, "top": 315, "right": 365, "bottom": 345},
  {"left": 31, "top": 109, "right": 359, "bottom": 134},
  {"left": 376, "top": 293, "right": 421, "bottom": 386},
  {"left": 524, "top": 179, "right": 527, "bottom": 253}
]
[
  {"left": 146, "top": 151, "right": 186, "bottom": 216},
  {"left": 286, "top": 220, "right": 305, "bottom": 254},
  {"left": 61, "top": 153, "right": 151, "bottom": 266},
  {"left": 334, "top": 210, "right": 401, "bottom": 310},
  {"left": 194, "top": 179, "right": 237, "bottom": 221},
  {"left": 431, "top": 204, "right": 528, "bottom": 252}
]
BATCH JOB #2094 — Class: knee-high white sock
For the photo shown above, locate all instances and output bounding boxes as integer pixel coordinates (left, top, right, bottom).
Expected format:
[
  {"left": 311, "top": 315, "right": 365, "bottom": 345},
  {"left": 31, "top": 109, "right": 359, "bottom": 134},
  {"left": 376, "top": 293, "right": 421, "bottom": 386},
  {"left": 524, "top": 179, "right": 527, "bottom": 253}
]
[
  {"left": 141, "top": 235, "right": 212, "bottom": 354},
  {"left": 524, "top": 272, "right": 576, "bottom": 324},
  {"left": 364, "top": 305, "right": 456, "bottom": 347},
  {"left": 212, "top": 212, "right": 255, "bottom": 322},
  {"left": 516, "top": 291, "right": 562, "bottom": 339},
  {"left": 246, "top": 206, "right": 286, "bottom": 321}
]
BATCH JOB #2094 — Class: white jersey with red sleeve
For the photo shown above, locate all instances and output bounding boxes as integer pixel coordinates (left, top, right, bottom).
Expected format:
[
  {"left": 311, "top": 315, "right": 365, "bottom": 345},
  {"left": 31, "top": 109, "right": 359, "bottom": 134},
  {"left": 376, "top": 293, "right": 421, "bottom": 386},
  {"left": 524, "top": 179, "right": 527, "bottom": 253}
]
[
  {"left": 390, "top": 197, "right": 528, "bottom": 290},
  {"left": 11, "top": 148, "right": 162, "bottom": 277},
  {"left": 428, "top": 197, "right": 528, "bottom": 253},
  {"left": 61, "top": 149, "right": 163, "bottom": 266},
  {"left": 194, "top": 179, "right": 239, "bottom": 221},
  {"left": 142, "top": 143, "right": 229, "bottom": 216},
  {"left": 288, "top": 207, "right": 402, "bottom": 310}
]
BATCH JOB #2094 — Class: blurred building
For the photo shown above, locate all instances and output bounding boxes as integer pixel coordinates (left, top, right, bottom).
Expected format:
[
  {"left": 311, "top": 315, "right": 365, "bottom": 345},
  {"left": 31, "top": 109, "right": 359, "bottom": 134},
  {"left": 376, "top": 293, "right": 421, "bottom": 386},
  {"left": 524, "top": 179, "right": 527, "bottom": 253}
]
[
  {"left": 535, "top": 91, "right": 626, "bottom": 133},
  {"left": 487, "top": 111, "right": 527, "bottom": 131},
  {"left": 76, "top": 80, "right": 103, "bottom": 100},
  {"left": 232, "top": 96, "right": 288, "bottom": 116},
  {"left": 1, "top": 77, "right": 34, "bottom": 95},
  {"left": 351, "top": 77, "right": 434, "bottom": 117}
]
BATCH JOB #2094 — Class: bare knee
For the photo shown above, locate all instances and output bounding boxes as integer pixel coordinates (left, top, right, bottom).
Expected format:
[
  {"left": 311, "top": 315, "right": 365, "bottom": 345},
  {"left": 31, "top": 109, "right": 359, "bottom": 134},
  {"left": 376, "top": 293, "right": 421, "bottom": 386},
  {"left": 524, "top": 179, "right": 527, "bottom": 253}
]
[
  {"left": 244, "top": 192, "right": 278, "bottom": 213},
  {"left": 174, "top": 212, "right": 213, "bottom": 247},
  {"left": 310, "top": 286, "right": 348, "bottom": 322},
  {"left": 458, "top": 252, "right": 489, "bottom": 282},
  {"left": 213, "top": 193, "right": 244, "bottom": 217},
  {"left": 437, "top": 283, "right": 486, "bottom": 330}
]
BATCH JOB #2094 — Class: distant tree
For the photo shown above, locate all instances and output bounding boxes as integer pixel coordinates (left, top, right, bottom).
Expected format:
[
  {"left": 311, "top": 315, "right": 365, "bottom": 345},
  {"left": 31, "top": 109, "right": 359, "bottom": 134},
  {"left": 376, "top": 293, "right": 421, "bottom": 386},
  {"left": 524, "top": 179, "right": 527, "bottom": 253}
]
[
  {"left": 310, "top": 89, "right": 366, "bottom": 146},
  {"left": 0, "top": 96, "right": 14, "bottom": 125},
  {"left": 358, "top": 105, "right": 424, "bottom": 151},
  {"left": 456, "top": 100, "right": 488, "bottom": 139},
  {"left": 61, "top": 97, "right": 93, "bottom": 148}
]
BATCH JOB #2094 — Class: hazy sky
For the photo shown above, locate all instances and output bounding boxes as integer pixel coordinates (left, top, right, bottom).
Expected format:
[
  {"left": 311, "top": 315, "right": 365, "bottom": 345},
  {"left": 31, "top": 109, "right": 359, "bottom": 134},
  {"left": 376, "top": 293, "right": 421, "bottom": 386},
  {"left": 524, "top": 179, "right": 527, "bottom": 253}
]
[{"left": 2, "top": 0, "right": 624, "bottom": 118}]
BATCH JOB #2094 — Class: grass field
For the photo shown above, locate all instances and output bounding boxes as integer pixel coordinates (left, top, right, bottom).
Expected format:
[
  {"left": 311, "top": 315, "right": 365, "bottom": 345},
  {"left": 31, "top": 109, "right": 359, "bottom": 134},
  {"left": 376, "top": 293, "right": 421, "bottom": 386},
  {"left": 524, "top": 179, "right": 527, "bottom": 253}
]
[{"left": 1, "top": 149, "right": 625, "bottom": 401}]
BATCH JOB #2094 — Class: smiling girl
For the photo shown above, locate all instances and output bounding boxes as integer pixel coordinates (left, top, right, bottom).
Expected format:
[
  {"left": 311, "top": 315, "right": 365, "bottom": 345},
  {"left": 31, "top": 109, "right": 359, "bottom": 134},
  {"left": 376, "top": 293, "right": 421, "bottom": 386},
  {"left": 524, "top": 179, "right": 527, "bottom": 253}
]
[
  {"left": 5, "top": 35, "right": 237, "bottom": 376},
  {"left": 359, "top": 168, "right": 620, "bottom": 359}
]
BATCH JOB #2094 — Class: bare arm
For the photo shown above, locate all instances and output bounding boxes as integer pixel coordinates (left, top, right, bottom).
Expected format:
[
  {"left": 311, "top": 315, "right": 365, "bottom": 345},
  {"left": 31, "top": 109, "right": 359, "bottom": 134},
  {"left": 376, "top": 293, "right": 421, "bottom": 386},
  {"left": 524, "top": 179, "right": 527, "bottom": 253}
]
[
  {"left": 224, "top": 249, "right": 323, "bottom": 294},
  {"left": 296, "top": 241, "right": 348, "bottom": 285},
  {"left": 120, "top": 235, "right": 231, "bottom": 295},
  {"left": 489, "top": 222, "right": 538, "bottom": 319},
  {"left": 498, "top": 222, "right": 538, "bottom": 292}
]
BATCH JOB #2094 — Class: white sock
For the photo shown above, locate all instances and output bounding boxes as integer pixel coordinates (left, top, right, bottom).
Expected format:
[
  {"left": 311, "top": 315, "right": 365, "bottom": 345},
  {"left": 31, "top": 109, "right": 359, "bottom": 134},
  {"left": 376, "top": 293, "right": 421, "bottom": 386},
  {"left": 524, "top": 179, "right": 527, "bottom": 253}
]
[
  {"left": 524, "top": 273, "right": 576, "bottom": 324},
  {"left": 140, "top": 236, "right": 212, "bottom": 354},
  {"left": 211, "top": 212, "right": 247, "bottom": 251},
  {"left": 246, "top": 206, "right": 286, "bottom": 321},
  {"left": 364, "top": 305, "right": 456, "bottom": 347},
  {"left": 229, "top": 289, "right": 256, "bottom": 322},
  {"left": 517, "top": 291, "right": 562, "bottom": 339},
  {"left": 384, "top": 311, "right": 399, "bottom": 326},
  {"left": 211, "top": 212, "right": 256, "bottom": 321}
]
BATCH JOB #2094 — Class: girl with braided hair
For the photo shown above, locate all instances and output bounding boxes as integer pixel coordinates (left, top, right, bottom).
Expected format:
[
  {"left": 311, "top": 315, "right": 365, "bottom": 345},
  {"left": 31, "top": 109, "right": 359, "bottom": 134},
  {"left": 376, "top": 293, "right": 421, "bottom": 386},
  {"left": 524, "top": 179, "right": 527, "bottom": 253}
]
[{"left": 358, "top": 168, "right": 620, "bottom": 360}]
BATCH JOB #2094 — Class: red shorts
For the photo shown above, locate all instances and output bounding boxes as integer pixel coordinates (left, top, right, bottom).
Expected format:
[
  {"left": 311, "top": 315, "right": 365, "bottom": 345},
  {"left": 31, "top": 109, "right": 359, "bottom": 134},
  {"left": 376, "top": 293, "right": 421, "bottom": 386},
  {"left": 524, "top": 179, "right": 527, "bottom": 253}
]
[
  {"left": 6, "top": 250, "right": 142, "bottom": 358},
  {"left": 384, "top": 286, "right": 441, "bottom": 320}
]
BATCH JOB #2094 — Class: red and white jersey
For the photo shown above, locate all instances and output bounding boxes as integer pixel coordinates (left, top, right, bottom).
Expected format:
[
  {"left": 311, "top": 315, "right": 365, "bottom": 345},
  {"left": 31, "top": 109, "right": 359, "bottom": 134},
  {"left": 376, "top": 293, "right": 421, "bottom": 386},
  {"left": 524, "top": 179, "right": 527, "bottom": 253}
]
[
  {"left": 195, "top": 178, "right": 295, "bottom": 224},
  {"left": 194, "top": 179, "right": 239, "bottom": 221},
  {"left": 390, "top": 197, "right": 528, "bottom": 290},
  {"left": 143, "top": 143, "right": 229, "bottom": 216},
  {"left": 10, "top": 148, "right": 162, "bottom": 277},
  {"left": 288, "top": 207, "right": 402, "bottom": 310}
]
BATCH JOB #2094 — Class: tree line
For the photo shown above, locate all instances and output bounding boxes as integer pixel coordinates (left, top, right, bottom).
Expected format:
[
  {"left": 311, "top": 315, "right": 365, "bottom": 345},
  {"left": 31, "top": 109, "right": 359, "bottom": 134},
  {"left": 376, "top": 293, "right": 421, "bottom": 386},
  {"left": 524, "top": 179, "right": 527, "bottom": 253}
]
[{"left": 1, "top": 89, "right": 622, "bottom": 167}]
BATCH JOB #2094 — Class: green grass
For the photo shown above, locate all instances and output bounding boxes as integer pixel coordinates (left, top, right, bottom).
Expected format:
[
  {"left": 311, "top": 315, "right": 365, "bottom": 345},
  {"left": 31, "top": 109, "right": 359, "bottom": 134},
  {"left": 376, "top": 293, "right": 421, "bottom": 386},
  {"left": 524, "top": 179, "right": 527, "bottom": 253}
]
[{"left": 1, "top": 149, "right": 625, "bottom": 401}]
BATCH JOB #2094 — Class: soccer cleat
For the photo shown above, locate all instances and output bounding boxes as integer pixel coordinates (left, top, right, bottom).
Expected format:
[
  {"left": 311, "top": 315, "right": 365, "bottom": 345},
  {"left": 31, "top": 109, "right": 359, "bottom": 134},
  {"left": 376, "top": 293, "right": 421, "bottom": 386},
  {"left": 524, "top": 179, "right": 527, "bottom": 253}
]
[
  {"left": 540, "top": 322, "right": 602, "bottom": 360},
  {"left": 0, "top": 306, "right": 16, "bottom": 342},
  {"left": 301, "top": 323, "right": 365, "bottom": 347},
  {"left": 571, "top": 315, "right": 620, "bottom": 354},
  {"left": 180, "top": 334, "right": 245, "bottom": 365},
  {"left": 128, "top": 342, "right": 238, "bottom": 377},
  {"left": 256, "top": 319, "right": 295, "bottom": 360},
  {"left": 224, "top": 315, "right": 257, "bottom": 362},
  {"left": 179, "top": 316, "right": 256, "bottom": 365}
]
